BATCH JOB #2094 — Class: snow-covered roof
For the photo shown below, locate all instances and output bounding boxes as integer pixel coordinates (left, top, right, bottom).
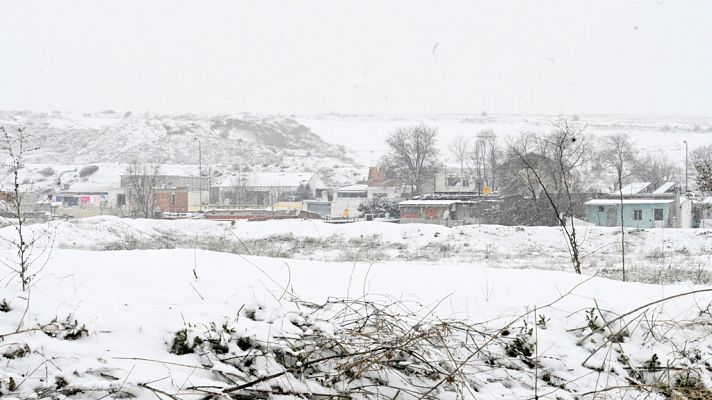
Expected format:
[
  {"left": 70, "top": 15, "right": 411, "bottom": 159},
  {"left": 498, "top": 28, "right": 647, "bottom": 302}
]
[
  {"left": 653, "top": 182, "right": 677, "bottom": 194},
  {"left": 585, "top": 199, "right": 675, "bottom": 206},
  {"left": 618, "top": 182, "right": 652, "bottom": 195},
  {"left": 337, "top": 184, "right": 368, "bottom": 192},
  {"left": 399, "top": 200, "right": 459, "bottom": 206},
  {"left": 217, "top": 172, "right": 315, "bottom": 188},
  {"left": 63, "top": 182, "right": 118, "bottom": 193}
]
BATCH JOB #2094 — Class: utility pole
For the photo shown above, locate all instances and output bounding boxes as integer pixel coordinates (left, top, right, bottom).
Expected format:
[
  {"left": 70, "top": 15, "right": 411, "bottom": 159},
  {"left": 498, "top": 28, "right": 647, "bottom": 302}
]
[
  {"left": 194, "top": 137, "right": 203, "bottom": 210},
  {"left": 684, "top": 140, "right": 688, "bottom": 192}
]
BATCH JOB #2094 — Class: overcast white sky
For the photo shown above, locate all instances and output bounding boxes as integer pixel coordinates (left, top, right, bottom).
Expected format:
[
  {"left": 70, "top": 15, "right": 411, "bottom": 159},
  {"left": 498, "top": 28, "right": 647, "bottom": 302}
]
[{"left": 1, "top": 1, "right": 710, "bottom": 116}]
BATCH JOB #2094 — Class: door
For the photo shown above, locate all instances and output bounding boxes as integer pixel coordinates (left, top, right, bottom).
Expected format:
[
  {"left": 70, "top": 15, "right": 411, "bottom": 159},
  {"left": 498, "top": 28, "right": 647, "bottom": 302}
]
[
  {"left": 606, "top": 208, "right": 617, "bottom": 227},
  {"left": 653, "top": 208, "right": 664, "bottom": 228}
]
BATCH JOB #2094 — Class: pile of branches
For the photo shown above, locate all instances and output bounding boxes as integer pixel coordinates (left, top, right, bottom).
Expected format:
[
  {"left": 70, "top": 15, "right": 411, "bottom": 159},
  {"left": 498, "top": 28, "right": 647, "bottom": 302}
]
[{"left": 180, "top": 298, "right": 531, "bottom": 400}]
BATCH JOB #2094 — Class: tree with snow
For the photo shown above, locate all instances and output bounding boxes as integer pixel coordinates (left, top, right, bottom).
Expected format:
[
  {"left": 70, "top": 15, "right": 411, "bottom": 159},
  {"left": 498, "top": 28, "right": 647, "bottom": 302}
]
[{"left": 692, "top": 144, "right": 712, "bottom": 195}]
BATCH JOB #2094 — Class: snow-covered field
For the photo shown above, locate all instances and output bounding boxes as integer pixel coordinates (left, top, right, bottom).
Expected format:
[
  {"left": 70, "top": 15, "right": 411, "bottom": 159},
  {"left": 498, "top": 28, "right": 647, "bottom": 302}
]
[
  {"left": 2, "top": 218, "right": 712, "bottom": 399},
  {"left": 7, "top": 217, "right": 712, "bottom": 284}
]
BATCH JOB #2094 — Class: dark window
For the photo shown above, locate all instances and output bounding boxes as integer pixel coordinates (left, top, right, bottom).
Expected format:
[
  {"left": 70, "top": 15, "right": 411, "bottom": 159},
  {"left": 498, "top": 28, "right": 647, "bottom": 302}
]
[
  {"left": 339, "top": 191, "right": 367, "bottom": 198},
  {"left": 633, "top": 209, "right": 642, "bottom": 220},
  {"left": 598, "top": 206, "right": 604, "bottom": 212},
  {"left": 654, "top": 208, "right": 664, "bottom": 221},
  {"left": 401, "top": 207, "right": 421, "bottom": 215}
]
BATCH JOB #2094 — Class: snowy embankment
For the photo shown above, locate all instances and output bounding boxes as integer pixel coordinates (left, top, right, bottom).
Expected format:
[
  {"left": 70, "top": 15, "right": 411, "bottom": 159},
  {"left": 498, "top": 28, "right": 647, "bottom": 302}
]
[
  {"left": 0, "top": 218, "right": 712, "bottom": 398},
  {"left": 2, "top": 246, "right": 712, "bottom": 399},
  {"left": 4, "top": 216, "right": 712, "bottom": 283}
]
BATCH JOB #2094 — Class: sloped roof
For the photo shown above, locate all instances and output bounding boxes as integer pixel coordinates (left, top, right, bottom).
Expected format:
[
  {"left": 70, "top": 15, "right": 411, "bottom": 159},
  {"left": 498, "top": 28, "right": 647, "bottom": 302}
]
[
  {"left": 618, "top": 182, "right": 652, "bottom": 195},
  {"left": 653, "top": 182, "right": 677, "bottom": 194}
]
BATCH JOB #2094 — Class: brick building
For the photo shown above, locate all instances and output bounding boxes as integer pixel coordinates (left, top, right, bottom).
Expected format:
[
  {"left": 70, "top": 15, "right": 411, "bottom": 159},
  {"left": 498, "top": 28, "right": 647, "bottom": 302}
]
[{"left": 153, "top": 188, "right": 189, "bottom": 213}]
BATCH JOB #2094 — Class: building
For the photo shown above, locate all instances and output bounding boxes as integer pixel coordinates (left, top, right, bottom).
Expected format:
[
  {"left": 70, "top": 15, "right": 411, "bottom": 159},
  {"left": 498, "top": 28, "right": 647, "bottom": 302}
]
[
  {"left": 120, "top": 174, "right": 209, "bottom": 212},
  {"left": 399, "top": 198, "right": 501, "bottom": 226},
  {"left": 365, "top": 167, "right": 405, "bottom": 199},
  {"left": 433, "top": 168, "right": 495, "bottom": 196},
  {"left": 303, "top": 200, "right": 331, "bottom": 218},
  {"left": 213, "top": 172, "right": 323, "bottom": 208},
  {"left": 584, "top": 182, "right": 691, "bottom": 228},
  {"left": 51, "top": 182, "right": 125, "bottom": 218},
  {"left": 0, "top": 190, "right": 52, "bottom": 217},
  {"left": 331, "top": 184, "right": 367, "bottom": 218},
  {"left": 203, "top": 208, "right": 321, "bottom": 221},
  {"left": 153, "top": 188, "right": 189, "bottom": 213}
]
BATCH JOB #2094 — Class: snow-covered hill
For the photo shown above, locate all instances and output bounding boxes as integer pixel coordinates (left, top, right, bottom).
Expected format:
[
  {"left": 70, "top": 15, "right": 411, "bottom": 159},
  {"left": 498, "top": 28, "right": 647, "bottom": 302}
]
[{"left": 0, "top": 111, "right": 364, "bottom": 187}]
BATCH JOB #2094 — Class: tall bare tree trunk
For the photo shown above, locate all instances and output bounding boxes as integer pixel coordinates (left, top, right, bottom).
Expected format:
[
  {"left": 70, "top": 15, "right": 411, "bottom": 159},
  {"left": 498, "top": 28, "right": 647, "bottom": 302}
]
[{"left": 619, "top": 174, "right": 626, "bottom": 281}]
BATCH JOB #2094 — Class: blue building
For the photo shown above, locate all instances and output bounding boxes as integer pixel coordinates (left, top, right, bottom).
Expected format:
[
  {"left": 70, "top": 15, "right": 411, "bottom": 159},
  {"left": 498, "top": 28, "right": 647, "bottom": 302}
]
[{"left": 584, "top": 182, "right": 692, "bottom": 228}]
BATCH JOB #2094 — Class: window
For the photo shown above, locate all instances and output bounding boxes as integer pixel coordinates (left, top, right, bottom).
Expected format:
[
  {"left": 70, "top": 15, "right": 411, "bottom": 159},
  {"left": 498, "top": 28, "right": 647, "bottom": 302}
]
[
  {"left": 401, "top": 207, "right": 421, "bottom": 215},
  {"left": 633, "top": 209, "right": 642, "bottom": 220},
  {"left": 654, "top": 208, "right": 664, "bottom": 221},
  {"left": 598, "top": 206, "right": 604, "bottom": 212}
]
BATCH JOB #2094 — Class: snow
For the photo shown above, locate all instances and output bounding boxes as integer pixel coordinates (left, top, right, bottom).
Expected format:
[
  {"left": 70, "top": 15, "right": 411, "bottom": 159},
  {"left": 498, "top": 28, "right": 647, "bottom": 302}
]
[
  {"left": 619, "top": 182, "right": 652, "bottom": 195},
  {"left": 336, "top": 183, "right": 368, "bottom": 191},
  {"left": 653, "top": 181, "right": 677, "bottom": 194},
  {"left": 214, "top": 171, "right": 317, "bottom": 188},
  {"left": 1, "top": 219, "right": 712, "bottom": 398},
  {"left": 585, "top": 199, "right": 675, "bottom": 205},
  {"left": 2, "top": 241, "right": 712, "bottom": 399},
  {"left": 296, "top": 114, "right": 712, "bottom": 166},
  {"left": 399, "top": 199, "right": 459, "bottom": 205}
]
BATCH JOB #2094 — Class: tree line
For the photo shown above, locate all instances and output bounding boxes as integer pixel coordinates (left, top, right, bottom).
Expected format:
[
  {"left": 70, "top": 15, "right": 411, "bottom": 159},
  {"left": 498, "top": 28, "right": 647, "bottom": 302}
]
[{"left": 380, "top": 119, "right": 696, "bottom": 199}]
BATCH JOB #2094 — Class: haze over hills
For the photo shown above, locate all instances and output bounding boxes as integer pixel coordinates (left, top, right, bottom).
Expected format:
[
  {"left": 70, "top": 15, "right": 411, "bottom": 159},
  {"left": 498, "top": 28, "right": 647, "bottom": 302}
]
[
  {"left": 0, "top": 111, "right": 364, "bottom": 188},
  {"left": 2, "top": 111, "right": 711, "bottom": 193},
  {"left": 295, "top": 113, "right": 712, "bottom": 165}
]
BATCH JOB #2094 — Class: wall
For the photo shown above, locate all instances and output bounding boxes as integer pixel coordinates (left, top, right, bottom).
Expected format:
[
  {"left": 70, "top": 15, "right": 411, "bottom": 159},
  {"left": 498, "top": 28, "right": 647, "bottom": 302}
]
[
  {"left": 187, "top": 191, "right": 209, "bottom": 211},
  {"left": 367, "top": 186, "right": 402, "bottom": 199},
  {"left": 304, "top": 201, "right": 331, "bottom": 218},
  {"left": 679, "top": 198, "right": 692, "bottom": 228},
  {"left": 399, "top": 205, "right": 448, "bottom": 224},
  {"left": 586, "top": 203, "right": 672, "bottom": 228},
  {"left": 330, "top": 197, "right": 364, "bottom": 218},
  {"left": 153, "top": 191, "right": 189, "bottom": 213}
]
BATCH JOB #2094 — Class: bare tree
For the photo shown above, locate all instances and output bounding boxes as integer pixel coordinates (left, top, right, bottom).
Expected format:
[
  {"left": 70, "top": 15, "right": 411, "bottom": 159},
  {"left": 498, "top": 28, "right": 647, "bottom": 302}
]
[
  {"left": 507, "top": 118, "right": 587, "bottom": 274},
  {"left": 0, "top": 127, "right": 53, "bottom": 292},
  {"left": 383, "top": 125, "right": 441, "bottom": 196},
  {"left": 449, "top": 135, "right": 469, "bottom": 175},
  {"left": 125, "top": 161, "right": 160, "bottom": 218},
  {"left": 599, "top": 134, "right": 636, "bottom": 281},
  {"left": 630, "top": 153, "right": 681, "bottom": 188},
  {"left": 228, "top": 170, "right": 255, "bottom": 206}
]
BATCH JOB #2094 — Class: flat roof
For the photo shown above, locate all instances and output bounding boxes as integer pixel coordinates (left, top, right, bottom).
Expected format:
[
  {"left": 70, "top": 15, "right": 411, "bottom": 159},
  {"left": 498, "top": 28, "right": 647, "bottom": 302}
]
[
  {"left": 399, "top": 200, "right": 459, "bottom": 206},
  {"left": 585, "top": 199, "right": 675, "bottom": 206}
]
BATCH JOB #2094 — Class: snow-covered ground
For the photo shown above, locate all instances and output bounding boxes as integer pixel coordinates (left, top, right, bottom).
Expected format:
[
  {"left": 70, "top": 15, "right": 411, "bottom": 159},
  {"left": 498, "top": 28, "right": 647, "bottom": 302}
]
[
  {"left": 2, "top": 218, "right": 712, "bottom": 398},
  {"left": 6, "top": 217, "right": 711, "bottom": 284}
]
